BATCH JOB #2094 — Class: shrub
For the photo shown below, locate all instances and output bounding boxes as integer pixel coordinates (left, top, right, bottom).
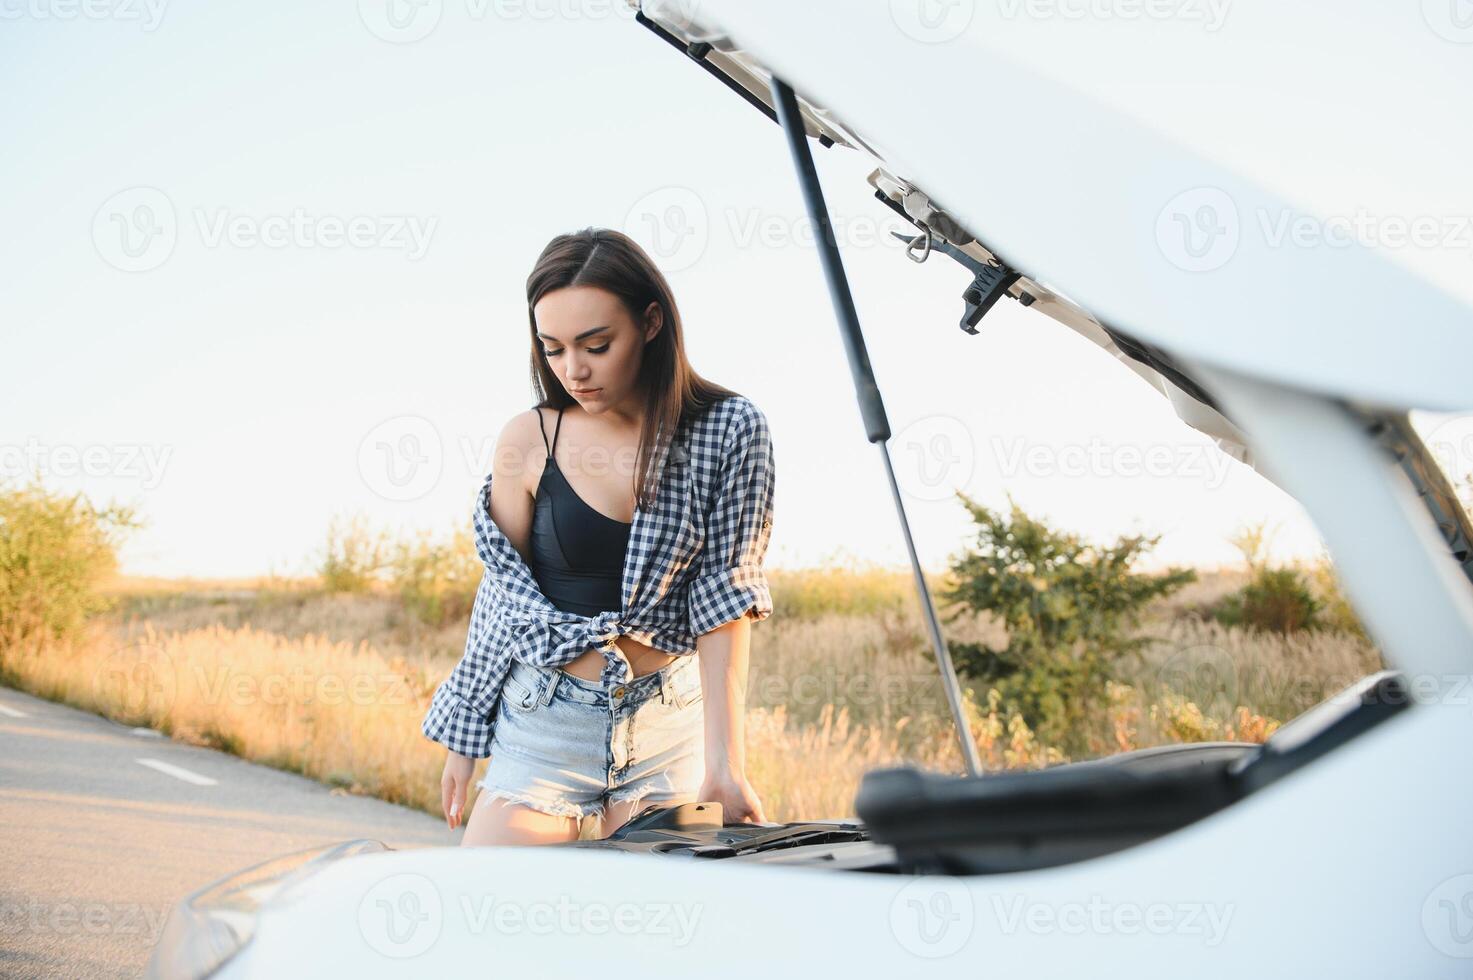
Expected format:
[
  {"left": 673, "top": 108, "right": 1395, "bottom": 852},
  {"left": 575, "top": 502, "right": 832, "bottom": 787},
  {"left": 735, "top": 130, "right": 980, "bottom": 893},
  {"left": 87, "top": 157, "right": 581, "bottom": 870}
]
[
  {"left": 389, "top": 525, "right": 482, "bottom": 626},
  {"left": 0, "top": 478, "right": 139, "bottom": 651},
  {"left": 937, "top": 491, "right": 1195, "bottom": 751},
  {"left": 317, "top": 513, "right": 388, "bottom": 593},
  {"left": 1214, "top": 566, "right": 1322, "bottom": 635},
  {"left": 1212, "top": 523, "right": 1328, "bottom": 635}
]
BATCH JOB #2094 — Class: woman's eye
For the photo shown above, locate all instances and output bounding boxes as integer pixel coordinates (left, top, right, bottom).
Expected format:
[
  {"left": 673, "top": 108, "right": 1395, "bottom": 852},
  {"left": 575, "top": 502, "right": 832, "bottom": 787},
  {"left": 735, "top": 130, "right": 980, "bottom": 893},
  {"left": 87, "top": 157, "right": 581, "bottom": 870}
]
[{"left": 541, "top": 344, "right": 609, "bottom": 357}]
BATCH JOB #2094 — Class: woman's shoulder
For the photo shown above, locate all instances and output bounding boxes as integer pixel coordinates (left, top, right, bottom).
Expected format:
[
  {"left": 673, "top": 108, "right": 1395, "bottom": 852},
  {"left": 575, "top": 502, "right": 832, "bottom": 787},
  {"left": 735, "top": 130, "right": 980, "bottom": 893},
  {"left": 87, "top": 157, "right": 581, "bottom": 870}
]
[
  {"left": 684, "top": 394, "right": 769, "bottom": 467},
  {"left": 496, "top": 407, "right": 548, "bottom": 451},
  {"left": 692, "top": 392, "right": 764, "bottom": 434},
  {"left": 484, "top": 407, "right": 554, "bottom": 484}
]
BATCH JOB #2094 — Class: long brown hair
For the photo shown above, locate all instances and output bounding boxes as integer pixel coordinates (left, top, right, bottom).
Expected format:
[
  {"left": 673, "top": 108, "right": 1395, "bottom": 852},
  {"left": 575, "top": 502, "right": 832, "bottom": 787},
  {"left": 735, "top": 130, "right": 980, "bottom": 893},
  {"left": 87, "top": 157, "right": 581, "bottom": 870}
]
[{"left": 526, "top": 227, "right": 739, "bottom": 511}]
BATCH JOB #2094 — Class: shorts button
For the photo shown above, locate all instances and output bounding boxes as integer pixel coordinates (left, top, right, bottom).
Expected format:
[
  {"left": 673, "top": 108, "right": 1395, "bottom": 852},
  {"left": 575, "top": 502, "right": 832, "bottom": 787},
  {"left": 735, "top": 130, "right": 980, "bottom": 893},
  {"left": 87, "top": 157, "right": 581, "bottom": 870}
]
[{"left": 613, "top": 686, "right": 626, "bottom": 697}]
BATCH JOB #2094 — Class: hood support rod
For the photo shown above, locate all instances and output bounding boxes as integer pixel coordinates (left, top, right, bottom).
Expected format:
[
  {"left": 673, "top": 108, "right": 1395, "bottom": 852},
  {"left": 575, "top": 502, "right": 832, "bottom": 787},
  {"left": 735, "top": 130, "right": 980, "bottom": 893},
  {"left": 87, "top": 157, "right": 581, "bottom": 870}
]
[{"left": 769, "top": 75, "right": 984, "bottom": 778}]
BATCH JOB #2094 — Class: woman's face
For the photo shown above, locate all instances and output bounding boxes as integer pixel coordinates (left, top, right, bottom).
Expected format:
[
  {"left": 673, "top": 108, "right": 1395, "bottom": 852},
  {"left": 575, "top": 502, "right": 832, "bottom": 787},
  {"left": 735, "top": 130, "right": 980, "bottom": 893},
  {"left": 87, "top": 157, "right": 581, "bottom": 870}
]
[{"left": 533, "top": 285, "right": 660, "bottom": 418}]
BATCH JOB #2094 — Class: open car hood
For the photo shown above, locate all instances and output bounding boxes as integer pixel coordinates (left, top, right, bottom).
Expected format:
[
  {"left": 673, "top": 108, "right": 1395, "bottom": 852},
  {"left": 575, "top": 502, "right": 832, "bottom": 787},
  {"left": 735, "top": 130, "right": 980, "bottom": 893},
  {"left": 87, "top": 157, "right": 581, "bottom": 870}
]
[{"left": 634, "top": 0, "right": 1473, "bottom": 475}]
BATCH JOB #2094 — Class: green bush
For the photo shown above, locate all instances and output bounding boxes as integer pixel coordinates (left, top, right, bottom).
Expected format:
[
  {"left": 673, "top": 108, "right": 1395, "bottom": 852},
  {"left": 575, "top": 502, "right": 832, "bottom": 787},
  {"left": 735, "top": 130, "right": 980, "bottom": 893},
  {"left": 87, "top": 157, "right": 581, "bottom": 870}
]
[
  {"left": 389, "top": 525, "right": 482, "bottom": 627},
  {"left": 1212, "top": 522, "right": 1332, "bottom": 635},
  {"left": 938, "top": 491, "right": 1195, "bottom": 750},
  {"left": 317, "top": 513, "right": 388, "bottom": 593},
  {"left": 1214, "top": 566, "right": 1321, "bottom": 634},
  {"left": 0, "top": 478, "right": 139, "bottom": 651}
]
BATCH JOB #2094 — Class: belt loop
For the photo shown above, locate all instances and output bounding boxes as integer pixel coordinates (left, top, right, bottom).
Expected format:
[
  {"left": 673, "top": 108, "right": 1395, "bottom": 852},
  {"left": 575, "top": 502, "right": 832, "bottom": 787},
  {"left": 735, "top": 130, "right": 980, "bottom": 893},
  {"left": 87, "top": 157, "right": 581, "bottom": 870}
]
[
  {"left": 540, "top": 669, "right": 559, "bottom": 706},
  {"left": 659, "top": 667, "right": 673, "bottom": 706}
]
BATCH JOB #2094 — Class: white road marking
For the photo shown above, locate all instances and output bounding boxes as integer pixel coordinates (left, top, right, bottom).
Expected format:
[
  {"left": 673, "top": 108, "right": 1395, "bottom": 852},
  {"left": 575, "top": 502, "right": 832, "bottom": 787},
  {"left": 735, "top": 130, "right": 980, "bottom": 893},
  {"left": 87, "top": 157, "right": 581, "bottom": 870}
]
[
  {"left": 129, "top": 727, "right": 164, "bottom": 738},
  {"left": 0, "top": 704, "right": 28, "bottom": 718},
  {"left": 135, "top": 758, "right": 218, "bottom": 786}
]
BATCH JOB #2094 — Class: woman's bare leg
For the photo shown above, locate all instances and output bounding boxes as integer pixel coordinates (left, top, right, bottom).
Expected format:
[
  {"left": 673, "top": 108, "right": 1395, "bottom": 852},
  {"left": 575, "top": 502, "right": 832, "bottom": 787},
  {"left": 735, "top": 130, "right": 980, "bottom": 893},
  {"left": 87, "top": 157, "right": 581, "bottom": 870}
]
[{"left": 460, "top": 793, "right": 581, "bottom": 846}]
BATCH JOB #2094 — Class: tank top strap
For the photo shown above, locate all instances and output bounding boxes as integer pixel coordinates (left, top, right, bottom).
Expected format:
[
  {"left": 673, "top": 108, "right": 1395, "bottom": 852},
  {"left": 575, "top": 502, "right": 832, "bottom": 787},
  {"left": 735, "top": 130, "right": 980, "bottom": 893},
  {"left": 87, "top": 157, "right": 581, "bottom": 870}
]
[
  {"left": 535, "top": 408, "right": 553, "bottom": 458},
  {"left": 551, "top": 406, "right": 566, "bottom": 457}
]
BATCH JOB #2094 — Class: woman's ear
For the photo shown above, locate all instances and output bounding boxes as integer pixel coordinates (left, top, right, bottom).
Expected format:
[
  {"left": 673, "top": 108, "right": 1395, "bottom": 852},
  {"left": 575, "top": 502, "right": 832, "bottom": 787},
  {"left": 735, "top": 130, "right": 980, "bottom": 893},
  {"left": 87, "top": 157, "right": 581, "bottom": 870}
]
[{"left": 643, "top": 301, "right": 663, "bottom": 342}]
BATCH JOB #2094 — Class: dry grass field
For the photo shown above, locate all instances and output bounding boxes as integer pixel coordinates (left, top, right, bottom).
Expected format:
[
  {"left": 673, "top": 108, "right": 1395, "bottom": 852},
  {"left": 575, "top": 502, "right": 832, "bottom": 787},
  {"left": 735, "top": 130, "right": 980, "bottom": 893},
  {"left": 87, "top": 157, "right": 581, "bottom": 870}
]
[{"left": 0, "top": 562, "right": 1383, "bottom": 826}]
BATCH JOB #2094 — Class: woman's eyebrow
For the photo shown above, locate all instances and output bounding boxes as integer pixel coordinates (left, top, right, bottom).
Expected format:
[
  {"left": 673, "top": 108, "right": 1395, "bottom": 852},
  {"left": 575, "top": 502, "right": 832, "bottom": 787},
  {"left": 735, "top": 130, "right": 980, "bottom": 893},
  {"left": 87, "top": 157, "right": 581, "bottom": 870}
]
[{"left": 537, "top": 325, "right": 611, "bottom": 342}]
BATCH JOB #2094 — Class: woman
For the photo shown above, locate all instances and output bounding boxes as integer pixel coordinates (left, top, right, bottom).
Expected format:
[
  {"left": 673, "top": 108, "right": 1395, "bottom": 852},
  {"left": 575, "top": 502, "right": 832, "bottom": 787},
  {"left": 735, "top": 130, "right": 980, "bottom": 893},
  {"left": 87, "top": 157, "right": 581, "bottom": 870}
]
[{"left": 421, "top": 227, "right": 777, "bottom": 846}]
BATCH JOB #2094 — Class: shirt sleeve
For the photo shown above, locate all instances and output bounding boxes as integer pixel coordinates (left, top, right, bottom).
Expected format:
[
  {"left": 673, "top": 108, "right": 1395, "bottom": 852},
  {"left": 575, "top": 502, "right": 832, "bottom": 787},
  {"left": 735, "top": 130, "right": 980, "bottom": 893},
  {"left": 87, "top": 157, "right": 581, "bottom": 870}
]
[
  {"left": 420, "top": 566, "right": 502, "bottom": 758},
  {"left": 687, "top": 400, "right": 776, "bottom": 636}
]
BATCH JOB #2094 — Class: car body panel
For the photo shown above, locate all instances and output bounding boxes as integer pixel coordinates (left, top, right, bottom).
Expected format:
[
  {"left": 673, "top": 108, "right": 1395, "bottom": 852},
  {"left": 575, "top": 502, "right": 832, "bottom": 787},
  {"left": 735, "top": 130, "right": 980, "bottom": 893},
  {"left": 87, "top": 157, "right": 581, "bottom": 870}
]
[
  {"left": 219, "top": 699, "right": 1472, "bottom": 976},
  {"left": 642, "top": 0, "right": 1473, "bottom": 412}
]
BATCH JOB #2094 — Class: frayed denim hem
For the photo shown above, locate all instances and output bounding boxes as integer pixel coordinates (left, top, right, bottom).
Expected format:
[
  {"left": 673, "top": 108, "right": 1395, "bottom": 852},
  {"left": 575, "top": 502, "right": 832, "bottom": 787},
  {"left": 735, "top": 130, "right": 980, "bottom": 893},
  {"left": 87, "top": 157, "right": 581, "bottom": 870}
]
[
  {"left": 475, "top": 784, "right": 605, "bottom": 822},
  {"left": 605, "top": 787, "right": 699, "bottom": 815},
  {"left": 605, "top": 785, "right": 659, "bottom": 811}
]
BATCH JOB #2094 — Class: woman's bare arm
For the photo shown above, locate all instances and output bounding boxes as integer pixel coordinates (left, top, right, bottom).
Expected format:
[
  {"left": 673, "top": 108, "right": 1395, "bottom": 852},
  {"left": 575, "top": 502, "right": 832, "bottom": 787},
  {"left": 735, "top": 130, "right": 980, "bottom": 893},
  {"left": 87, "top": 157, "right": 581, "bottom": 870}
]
[
  {"left": 489, "top": 409, "right": 542, "bottom": 564},
  {"left": 695, "top": 614, "right": 767, "bottom": 822}
]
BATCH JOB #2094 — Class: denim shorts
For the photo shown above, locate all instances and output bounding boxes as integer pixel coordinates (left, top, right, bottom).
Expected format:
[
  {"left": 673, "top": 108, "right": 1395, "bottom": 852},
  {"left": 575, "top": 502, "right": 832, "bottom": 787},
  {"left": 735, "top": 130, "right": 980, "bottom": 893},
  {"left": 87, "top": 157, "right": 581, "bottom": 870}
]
[{"left": 476, "top": 653, "right": 705, "bottom": 823}]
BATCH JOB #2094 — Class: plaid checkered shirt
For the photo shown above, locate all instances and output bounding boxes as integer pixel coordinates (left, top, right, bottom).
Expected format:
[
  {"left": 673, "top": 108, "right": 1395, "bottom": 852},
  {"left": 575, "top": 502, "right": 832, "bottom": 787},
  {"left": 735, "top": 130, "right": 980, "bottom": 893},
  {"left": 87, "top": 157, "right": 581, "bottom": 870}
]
[{"left": 421, "top": 394, "right": 775, "bottom": 758}]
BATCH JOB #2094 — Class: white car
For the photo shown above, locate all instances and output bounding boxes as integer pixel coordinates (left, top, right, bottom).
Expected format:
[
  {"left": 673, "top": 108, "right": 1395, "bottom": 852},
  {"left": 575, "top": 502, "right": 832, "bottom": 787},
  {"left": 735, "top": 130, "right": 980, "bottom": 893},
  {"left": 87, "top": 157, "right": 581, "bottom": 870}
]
[{"left": 146, "top": 3, "right": 1473, "bottom": 977}]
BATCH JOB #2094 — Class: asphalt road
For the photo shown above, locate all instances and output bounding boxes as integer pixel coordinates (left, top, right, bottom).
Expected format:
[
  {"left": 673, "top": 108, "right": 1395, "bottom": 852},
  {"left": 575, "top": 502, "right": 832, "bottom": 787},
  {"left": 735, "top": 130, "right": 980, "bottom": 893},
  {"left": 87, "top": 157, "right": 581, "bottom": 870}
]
[{"left": 0, "top": 684, "right": 457, "bottom": 979}]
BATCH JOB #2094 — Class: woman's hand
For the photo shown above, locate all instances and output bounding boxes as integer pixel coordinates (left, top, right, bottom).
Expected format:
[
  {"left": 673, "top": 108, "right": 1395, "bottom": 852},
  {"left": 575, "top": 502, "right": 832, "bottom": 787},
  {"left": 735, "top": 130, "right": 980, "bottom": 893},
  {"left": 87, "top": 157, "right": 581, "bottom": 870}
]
[
  {"left": 698, "top": 766, "right": 768, "bottom": 824},
  {"left": 441, "top": 752, "right": 476, "bottom": 831}
]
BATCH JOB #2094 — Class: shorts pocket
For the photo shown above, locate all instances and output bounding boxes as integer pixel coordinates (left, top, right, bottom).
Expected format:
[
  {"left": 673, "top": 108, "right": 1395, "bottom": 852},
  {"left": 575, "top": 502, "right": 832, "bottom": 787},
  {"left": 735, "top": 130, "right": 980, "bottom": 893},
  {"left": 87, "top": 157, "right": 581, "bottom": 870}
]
[
  {"left": 501, "top": 672, "right": 542, "bottom": 713},
  {"left": 671, "top": 666, "right": 703, "bottom": 710}
]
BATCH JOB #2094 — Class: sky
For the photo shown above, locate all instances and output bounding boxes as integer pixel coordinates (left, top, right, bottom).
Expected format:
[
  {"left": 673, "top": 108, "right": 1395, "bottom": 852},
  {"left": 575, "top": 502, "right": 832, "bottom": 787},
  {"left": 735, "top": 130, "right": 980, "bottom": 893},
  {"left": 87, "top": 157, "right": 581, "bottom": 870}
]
[{"left": 4, "top": 1, "right": 1467, "bottom": 580}]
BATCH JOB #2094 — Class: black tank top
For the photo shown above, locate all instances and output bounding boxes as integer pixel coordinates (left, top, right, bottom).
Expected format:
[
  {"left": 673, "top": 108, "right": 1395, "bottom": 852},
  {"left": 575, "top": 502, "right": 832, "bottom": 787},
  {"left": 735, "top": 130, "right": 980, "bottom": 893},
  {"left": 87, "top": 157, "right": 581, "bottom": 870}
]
[{"left": 528, "top": 406, "right": 632, "bottom": 616}]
